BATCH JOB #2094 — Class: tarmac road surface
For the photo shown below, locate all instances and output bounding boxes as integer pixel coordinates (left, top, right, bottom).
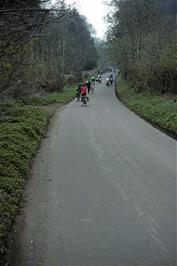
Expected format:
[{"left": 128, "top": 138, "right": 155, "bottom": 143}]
[{"left": 11, "top": 75, "right": 176, "bottom": 266}]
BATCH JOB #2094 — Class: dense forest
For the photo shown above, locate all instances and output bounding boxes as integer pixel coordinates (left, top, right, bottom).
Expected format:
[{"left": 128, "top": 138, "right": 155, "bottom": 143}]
[
  {"left": 106, "top": 0, "right": 177, "bottom": 94},
  {"left": 0, "top": 0, "right": 98, "bottom": 98}
]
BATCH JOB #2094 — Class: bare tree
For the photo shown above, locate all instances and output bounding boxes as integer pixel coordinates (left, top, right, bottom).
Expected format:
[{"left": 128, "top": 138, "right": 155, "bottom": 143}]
[{"left": 0, "top": 0, "right": 70, "bottom": 97}]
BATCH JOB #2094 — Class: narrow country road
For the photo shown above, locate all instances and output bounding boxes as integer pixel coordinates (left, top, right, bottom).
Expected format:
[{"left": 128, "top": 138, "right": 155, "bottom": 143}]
[{"left": 11, "top": 75, "right": 176, "bottom": 266}]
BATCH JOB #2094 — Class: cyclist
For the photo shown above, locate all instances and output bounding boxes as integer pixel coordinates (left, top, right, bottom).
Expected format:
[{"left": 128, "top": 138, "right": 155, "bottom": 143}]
[
  {"left": 92, "top": 76, "right": 96, "bottom": 82},
  {"left": 97, "top": 74, "right": 101, "bottom": 83},
  {"left": 90, "top": 81, "right": 95, "bottom": 93},
  {"left": 109, "top": 74, "right": 113, "bottom": 85},
  {"left": 106, "top": 77, "right": 111, "bottom": 86},
  {"left": 86, "top": 80, "right": 91, "bottom": 93},
  {"left": 80, "top": 83, "right": 89, "bottom": 106},
  {"left": 80, "top": 83, "right": 87, "bottom": 95},
  {"left": 76, "top": 83, "right": 82, "bottom": 100}
]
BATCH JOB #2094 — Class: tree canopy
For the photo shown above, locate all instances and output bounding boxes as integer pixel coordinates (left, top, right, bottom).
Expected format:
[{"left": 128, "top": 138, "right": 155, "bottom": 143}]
[
  {"left": 0, "top": 0, "right": 98, "bottom": 98},
  {"left": 106, "top": 0, "right": 177, "bottom": 94}
]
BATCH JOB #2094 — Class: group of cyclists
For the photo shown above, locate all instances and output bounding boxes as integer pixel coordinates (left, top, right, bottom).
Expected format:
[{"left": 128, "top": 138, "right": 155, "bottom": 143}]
[
  {"left": 76, "top": 73, "right": 114, "bottom": 106},
  {"left": 76, "top": 74, "right": 101, "bottom": 106}
]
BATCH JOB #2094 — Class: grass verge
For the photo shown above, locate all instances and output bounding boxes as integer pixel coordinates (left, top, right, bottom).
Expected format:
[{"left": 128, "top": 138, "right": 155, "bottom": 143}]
[
  {"left": 0, "top": 86, "right": 76, "bottom": 264},
  {"left": 0, "top": 102, "right": 49, "bottom": 264},
  {"left": 116, "top": 76, "right": 177, "bottom": 137},
  {"left": 22, "top": 86, "right": 76, "bottom": 106}
]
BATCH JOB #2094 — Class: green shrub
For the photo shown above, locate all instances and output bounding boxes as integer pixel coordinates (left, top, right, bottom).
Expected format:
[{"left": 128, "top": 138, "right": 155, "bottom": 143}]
[
  {"left": 22, "top": 86, "right": 76, "bottom": 106},
  {"left": 37, "top": 78, "right": 64, "bottom": 93},
  {"left": 64, "top": 74, "right": 77, "bottom": 85}
]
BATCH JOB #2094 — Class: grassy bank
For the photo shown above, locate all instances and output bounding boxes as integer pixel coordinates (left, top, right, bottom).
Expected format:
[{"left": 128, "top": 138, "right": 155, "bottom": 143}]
[
  {"left": 22, "top": 86, "right": 76, "bottom": 106},
  {"left": 0, "top": 87, "right": 76, "bottom": 264},
  {"left": 116, "top": 76, "right": 177, "bottom": 137}
]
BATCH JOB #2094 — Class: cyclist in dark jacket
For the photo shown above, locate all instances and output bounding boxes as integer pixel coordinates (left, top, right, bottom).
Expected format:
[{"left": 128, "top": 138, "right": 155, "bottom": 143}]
[{"left": 86, "top": 80, "right": 91, "bottom": 93}]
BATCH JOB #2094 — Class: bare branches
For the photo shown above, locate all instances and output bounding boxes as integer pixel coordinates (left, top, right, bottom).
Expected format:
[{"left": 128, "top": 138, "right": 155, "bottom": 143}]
[
  {"left": 0, "top": 1, "right": 71, "bottom": 96},
  {"left": 0, "top": 8, "right": 67, "bottom": 14},
  {"left": 0, "top": 0, "right": 98, "bottom": 98}
]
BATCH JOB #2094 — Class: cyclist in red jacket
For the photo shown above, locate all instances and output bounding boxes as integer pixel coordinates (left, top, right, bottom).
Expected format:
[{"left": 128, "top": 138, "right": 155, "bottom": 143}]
[
  {"left": 80, "top": 83, "right": 89, "bottom": 106},
  {"left": 80, "top": 83, "right": 87, "bottom": 96}
]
